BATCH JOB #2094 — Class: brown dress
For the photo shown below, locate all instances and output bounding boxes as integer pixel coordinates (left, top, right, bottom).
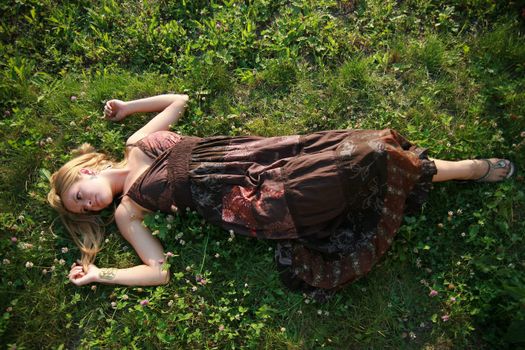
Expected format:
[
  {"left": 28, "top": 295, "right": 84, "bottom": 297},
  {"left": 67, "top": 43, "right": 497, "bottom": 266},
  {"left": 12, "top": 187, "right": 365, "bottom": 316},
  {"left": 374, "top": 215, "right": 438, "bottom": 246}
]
[{"left": 126, "top": 129, "right": 437, "bottom": 296}]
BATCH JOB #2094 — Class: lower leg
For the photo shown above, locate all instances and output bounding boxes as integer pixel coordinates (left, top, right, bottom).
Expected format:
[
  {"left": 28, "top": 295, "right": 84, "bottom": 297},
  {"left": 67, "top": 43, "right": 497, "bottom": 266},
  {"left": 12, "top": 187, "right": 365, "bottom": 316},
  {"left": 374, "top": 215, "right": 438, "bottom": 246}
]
[
  {"left": 431, "top": 159, "right": 476, "bottom": 182},
  {"left": 430, "top": 158, "right": 513, "bottom": 182}
]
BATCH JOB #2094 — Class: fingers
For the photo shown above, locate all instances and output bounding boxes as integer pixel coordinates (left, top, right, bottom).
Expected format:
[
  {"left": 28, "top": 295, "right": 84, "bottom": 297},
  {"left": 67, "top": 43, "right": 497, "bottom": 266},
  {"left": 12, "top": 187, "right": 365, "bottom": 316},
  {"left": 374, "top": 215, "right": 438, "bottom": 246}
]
[
  {"left": 68, "top": 262, "right": 86, "bottom": 282},
  {"left": 104, "top": 102, "right": 114, "bottom": 119},
  {"left": 68, "top": 266, "right": 85, "bottom": 279}
]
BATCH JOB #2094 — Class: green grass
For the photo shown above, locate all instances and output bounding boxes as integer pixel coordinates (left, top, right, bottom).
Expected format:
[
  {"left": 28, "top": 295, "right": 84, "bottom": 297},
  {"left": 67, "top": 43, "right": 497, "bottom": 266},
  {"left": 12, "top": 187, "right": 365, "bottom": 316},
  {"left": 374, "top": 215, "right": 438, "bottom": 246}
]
[{"left": 1, "top": 0, "right": 525, "bottom": 348}]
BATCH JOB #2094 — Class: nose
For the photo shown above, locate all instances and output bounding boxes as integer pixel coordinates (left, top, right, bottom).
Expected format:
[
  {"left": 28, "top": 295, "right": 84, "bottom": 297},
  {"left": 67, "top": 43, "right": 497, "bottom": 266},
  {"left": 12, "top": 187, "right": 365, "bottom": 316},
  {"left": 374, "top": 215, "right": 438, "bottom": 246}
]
[{"left": 84, "top": 199, "right": 93, "bottom": 212}]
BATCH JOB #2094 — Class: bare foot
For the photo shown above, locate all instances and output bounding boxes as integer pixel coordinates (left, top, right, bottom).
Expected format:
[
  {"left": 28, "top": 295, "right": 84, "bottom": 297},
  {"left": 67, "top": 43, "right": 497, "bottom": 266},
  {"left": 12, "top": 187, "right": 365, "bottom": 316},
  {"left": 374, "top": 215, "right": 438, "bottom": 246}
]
[{"left": 470, "top": 159, "right": 515, "bottom": 182}]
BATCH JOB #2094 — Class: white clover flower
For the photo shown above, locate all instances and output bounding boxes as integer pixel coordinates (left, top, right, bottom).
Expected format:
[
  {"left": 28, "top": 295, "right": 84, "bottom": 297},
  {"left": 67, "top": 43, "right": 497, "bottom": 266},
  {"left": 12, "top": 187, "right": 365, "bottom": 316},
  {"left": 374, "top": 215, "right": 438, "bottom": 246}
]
[
  {"left": 25, "top": 261, "right": 34, "bottom": 268},
  {"left": 2, "top": 259, "right": 10, "bottom": 265},
  {"left": 59, "top": 259, "right": 66, "bottom": 265},
  {"left": 18, "top": 242, "right": 33, "bottom": 250},
  {"left": 61, "top": 247, "right": 69, "bottom": 254}
]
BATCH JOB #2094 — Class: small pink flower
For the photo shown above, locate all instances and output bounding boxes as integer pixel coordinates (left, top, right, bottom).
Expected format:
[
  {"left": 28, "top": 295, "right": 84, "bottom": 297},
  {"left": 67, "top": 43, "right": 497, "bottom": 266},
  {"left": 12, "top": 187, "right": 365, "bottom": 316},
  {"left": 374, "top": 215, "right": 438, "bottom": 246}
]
[
  {"left": 450, "top": 297, "right": 456, "bottom": 302},
  {"left": 140, "top": 299, "right": 149, "bottom": 306},
  {"left": 10, "top": 237, "right": 17, "bottom": 243},
  {"left": 429, "top": 289, "right": 438, "bottom": 297},
  {"left": 218, "top": 325, "right": 225, "bottom": 331},
  {"left": 441, "top": 314, "right": 450, "bottom": 322},
  {"left": 165, "top": 252, "right": 174, "bottom": 258},
  {"left": 70, "top": 95, "right": 77, "bottom": 102}
]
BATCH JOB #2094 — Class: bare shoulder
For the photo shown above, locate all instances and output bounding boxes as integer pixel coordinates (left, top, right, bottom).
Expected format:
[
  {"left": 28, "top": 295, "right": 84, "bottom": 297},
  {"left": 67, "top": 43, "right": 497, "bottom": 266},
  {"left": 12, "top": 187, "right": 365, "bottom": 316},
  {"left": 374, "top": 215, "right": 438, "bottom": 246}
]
[
  {"left": 125, "top": 144, "right": 152, "bottom": 165},
  {"left": 115, "top": 196, "right": 148, "bottom": 227}
]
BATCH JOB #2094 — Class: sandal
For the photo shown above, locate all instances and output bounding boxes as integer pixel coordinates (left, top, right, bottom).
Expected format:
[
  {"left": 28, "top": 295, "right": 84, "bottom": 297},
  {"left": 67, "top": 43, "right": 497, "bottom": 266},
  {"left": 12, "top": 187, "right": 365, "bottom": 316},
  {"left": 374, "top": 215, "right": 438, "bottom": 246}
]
[{"left": 474, "top": 159, "right": 516, "bottom": 182}]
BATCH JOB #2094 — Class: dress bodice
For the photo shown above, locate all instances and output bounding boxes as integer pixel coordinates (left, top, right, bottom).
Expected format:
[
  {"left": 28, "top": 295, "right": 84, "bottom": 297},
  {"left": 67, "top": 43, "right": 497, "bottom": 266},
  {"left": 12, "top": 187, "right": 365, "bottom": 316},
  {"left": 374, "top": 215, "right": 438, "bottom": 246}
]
[{"left": 125, "top": 131, "right": 183, "bottom": 212}]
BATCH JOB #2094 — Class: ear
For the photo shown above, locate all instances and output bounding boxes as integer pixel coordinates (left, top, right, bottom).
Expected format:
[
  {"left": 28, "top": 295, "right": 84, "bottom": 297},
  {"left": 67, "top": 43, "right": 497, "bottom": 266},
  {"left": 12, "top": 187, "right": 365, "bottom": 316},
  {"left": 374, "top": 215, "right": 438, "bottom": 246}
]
[{"left": 79, "top": 168, "right": 96, "bottom": 176}]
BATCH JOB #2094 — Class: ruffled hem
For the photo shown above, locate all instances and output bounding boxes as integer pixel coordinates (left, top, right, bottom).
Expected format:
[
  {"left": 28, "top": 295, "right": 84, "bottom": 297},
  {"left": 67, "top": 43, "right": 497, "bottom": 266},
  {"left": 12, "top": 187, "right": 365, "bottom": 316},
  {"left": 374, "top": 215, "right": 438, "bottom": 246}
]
[{"left": 404, "top": 147, "right": 437, "bottom": 215}]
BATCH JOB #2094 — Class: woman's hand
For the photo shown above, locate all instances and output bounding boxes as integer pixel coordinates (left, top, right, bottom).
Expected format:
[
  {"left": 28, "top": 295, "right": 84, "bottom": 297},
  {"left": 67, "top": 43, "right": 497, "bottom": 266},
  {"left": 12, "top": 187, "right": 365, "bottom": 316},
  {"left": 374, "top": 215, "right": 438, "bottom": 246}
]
[
  {"left": 104, "top": 99, "right": 128, "bottom": 121},
  {"left": 68, "top": 262, "right": 100, "bottom": 286}
]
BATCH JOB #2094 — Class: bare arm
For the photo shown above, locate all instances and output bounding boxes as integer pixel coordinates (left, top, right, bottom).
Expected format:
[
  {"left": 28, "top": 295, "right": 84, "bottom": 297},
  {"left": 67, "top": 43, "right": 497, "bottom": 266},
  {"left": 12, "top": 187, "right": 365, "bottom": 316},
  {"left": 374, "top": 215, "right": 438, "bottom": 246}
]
[
  {"left": 104, "top": 93, "right": 189, "bottom": 145},
  {"left": 68, "top": 197, "right": 170, "bottom": 286}
]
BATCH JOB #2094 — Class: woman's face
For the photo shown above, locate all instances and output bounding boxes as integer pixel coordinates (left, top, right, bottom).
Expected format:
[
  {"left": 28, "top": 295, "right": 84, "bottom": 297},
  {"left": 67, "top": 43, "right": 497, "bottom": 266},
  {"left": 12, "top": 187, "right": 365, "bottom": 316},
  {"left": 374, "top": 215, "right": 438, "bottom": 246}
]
[{"left": 62, "top": 172, "right": 113, "bottom": 214}]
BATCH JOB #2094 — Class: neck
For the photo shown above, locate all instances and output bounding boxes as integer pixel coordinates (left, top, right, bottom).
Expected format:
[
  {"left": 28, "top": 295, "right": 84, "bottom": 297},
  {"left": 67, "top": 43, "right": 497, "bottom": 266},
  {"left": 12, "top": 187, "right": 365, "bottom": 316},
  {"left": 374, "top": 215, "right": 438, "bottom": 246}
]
[{"left": 100, "top": 167, "right": 130, "bottom": 196}]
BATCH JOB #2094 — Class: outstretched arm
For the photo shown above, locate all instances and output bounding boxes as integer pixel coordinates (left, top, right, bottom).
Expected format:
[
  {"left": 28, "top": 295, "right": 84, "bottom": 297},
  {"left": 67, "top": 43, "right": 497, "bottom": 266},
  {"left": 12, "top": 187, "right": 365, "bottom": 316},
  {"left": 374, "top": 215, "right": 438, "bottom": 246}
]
[
  {"left": 104, "top": 93, "right": 189, "bottom": 145},
  {"left": 68, "top": 197, "right": 170, "bottom": 286}
]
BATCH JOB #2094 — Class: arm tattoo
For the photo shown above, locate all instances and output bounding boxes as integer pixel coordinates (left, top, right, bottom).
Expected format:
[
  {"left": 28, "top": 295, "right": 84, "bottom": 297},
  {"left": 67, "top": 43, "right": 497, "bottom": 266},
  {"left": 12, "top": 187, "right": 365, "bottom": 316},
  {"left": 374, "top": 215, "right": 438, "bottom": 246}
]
[{"left": 99, "top": 268, "right": 117, "bottom": 281}]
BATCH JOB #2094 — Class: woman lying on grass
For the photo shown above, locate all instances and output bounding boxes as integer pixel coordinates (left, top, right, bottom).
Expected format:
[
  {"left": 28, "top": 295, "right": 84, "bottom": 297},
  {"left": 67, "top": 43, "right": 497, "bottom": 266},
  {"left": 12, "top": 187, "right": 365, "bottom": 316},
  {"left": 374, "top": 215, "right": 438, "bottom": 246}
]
[{"left": 47, "top": 94, "right": 515, "bottom": 295}]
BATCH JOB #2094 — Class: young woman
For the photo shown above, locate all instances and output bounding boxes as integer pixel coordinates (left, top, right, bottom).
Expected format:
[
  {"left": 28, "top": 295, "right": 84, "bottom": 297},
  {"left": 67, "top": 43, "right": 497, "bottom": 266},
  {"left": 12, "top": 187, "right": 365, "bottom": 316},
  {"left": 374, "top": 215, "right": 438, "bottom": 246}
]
[{"left": 48, "top": 94, "right": 515, "bottom": 294}]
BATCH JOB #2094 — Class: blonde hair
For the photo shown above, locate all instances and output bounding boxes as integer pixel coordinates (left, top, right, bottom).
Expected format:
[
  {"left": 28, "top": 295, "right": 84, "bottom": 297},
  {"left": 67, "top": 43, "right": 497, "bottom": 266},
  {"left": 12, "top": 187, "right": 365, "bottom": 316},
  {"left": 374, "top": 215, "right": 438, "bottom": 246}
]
[{"left": 47, "top": 143, "right": 125, "bottom": 271}]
